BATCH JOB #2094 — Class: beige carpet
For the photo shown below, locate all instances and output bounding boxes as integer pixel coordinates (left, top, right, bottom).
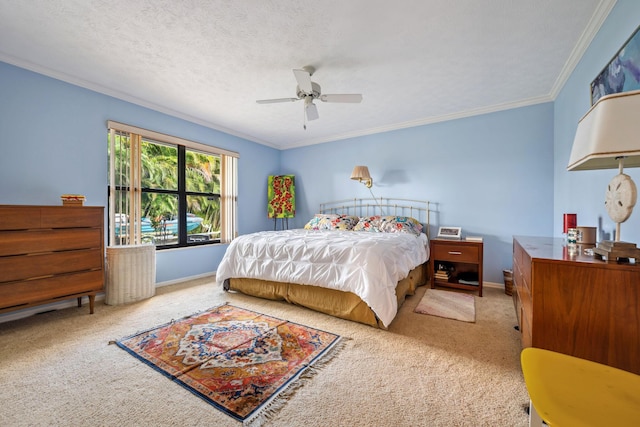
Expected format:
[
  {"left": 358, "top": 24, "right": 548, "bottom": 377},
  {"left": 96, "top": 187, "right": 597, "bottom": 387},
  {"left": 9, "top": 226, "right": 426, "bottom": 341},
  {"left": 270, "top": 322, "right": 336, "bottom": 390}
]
[
  {"left": 415, "top": 289, "right": 476, "bottom": 322},
  {"left": 0, "top": 277, "right": 530, "bottom": 427}
]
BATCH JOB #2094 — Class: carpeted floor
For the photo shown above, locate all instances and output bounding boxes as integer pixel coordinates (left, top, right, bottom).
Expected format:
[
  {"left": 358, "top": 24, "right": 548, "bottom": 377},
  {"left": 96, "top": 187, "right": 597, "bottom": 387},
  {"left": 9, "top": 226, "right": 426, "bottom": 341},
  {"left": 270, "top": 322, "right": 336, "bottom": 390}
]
[{"left": 0, "top": 277, "right": 530, "bottom": 427}]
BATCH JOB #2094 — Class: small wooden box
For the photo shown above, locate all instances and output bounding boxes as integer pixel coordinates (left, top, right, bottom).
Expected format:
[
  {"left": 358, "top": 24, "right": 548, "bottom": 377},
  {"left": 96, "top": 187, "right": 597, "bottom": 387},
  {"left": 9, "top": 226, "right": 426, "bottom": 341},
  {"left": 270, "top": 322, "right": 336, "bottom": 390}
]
[{"left": 61, "top": 194, "right": 86, "bottom": 206}]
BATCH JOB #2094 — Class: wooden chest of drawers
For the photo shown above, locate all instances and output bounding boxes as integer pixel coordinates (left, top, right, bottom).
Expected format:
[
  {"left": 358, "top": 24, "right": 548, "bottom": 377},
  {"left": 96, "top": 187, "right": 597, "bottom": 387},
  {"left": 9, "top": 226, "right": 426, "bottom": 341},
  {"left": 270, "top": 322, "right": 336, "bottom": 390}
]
[
  {"left": 0, "top": 205, "right": 104, "bottom": 315},
  {"left": 513, "top": 236, "right": 640, "bottom": 375}
]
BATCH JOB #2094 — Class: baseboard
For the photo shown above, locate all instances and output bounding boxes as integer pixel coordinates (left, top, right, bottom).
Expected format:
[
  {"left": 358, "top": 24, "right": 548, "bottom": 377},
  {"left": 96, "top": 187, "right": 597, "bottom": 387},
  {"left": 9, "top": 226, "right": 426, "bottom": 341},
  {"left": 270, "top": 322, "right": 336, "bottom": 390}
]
[
  {"left": 155, "top": 272, "right": 216, "bottom": 288},
  {"left": 484, "top": 281, "right": 503, "bottom": 289},
  {"left": 0, "top": 272, "right": 217, "bottom": 324},
  {"left": 0, "top": 294, "right": 107, "bottom": 324}
]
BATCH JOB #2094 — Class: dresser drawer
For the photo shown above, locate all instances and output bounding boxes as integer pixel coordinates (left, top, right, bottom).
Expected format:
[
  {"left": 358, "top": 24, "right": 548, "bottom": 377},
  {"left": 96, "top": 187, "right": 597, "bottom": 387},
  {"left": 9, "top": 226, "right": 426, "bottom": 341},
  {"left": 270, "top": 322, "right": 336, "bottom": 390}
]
[
  {"left": 40, "top": 207, "right": 103, "bottom": 228},
  {"left": 0, "top": 228, "right": 102, "bottom": 256},
  {"left": 0, "top": 206, "right": 103, "bottom": 230},
  {"left": 0, "top": 248, "right": 103, "bottom": 283},
  {"left": 514, "top": 240, "right": 532, "bottom": 292},
  {"left": 0, "top": 206, "right": 42, "bottom": 231},
  {"left": 0, "top": 270, "right": 104, "bottom": 309},
  {"left": 431, "top": 242, "right": 479, "bottom": 263}
]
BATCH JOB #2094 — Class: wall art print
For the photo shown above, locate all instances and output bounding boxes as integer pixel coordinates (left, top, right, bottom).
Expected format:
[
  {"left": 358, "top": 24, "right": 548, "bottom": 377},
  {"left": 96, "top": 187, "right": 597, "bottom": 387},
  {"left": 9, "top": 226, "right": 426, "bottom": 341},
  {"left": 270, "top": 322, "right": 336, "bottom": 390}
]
[
  {"left": 268, "top": 175, "right": 295, "bottom": 218},
  {"left": 591, "top": 25, "right": 640, "bottom": 105}
]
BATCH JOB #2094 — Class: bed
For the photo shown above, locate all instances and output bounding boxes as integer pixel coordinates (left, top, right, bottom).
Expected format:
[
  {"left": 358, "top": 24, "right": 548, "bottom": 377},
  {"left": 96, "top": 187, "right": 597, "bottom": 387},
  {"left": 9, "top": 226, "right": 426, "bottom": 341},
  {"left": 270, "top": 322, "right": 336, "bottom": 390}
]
[{"left": 217, "top": 198, "right": 431, "bottom": 328}]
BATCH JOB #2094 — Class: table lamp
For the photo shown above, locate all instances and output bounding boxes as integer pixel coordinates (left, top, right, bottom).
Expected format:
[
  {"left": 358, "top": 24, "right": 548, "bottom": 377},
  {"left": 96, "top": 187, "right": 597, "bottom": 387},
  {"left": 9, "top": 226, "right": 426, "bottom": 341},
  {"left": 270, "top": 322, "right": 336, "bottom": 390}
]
[{"left": 567, "top": 89, "right": 640, "bottom": 261}]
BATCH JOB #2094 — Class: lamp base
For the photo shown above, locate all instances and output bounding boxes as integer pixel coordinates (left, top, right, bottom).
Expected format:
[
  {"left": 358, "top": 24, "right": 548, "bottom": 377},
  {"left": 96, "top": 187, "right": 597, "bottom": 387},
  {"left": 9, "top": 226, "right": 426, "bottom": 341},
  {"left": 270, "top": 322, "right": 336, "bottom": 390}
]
[{"left": 593, "top": 240, "right": 640, "bottom": 263}]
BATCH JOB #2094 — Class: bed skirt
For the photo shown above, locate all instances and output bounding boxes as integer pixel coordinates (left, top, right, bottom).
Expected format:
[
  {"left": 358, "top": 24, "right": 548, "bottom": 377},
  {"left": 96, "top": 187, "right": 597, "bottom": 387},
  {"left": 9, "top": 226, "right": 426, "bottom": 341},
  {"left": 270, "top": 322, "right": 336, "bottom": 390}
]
[{"left": 223, "top": 263, "right": 428, "bottom": 328}]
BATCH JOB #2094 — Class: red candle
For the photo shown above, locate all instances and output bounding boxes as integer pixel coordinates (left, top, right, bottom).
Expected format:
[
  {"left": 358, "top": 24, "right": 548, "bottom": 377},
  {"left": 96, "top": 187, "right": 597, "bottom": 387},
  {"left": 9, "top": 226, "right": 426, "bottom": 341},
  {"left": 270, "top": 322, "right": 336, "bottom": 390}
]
[{"left": 563, "top": 213, "right": 577, "bottom": 233}]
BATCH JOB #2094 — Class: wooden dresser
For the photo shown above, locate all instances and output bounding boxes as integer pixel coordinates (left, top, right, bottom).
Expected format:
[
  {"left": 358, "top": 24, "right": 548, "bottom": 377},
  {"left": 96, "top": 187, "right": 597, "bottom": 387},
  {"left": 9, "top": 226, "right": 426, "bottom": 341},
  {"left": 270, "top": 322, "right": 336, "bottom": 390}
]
[
  {"left": 0, "top": 205, "right": 104, "bottom": 315},
  {"left": 513, "top": 236, "right": 640, "bottom": 375}
]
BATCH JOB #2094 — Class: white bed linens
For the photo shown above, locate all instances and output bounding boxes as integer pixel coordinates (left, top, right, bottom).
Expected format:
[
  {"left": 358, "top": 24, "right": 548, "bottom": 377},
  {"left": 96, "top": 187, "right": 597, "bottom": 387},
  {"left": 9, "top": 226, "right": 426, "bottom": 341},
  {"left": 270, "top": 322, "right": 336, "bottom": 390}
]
[{"left": 216, "top": 229, "right": 429, "bottom": 327}]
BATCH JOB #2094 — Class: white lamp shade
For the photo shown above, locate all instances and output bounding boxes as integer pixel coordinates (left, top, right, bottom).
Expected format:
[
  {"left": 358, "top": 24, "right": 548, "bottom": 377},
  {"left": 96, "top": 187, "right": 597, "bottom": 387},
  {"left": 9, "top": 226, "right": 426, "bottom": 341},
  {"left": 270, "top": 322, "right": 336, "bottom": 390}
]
[{"left": 568, "top": 89, "right": 640, "bottom": 171}]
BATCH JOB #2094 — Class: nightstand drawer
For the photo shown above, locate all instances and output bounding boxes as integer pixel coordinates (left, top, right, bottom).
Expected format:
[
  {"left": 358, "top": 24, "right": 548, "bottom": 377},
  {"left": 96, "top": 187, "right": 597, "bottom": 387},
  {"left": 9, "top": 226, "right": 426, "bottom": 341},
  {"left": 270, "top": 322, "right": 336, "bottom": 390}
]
[
  {"left": 431, "top": 243, "right": 479, "bottom": 263},
  {"left": 430, "top": 238, "right": 483, "bottom": 296}
]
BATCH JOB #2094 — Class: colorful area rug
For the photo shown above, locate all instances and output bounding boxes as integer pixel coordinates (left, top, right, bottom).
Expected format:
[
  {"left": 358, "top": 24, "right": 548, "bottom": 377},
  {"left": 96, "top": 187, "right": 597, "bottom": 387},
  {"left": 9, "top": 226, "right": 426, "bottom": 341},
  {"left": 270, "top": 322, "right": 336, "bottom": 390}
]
[
  {"left": 114, "top": 304, "right": 342, "bottom": 425},
  {"left": 414, "top": 289, "right": 476, "bottom": 322}
]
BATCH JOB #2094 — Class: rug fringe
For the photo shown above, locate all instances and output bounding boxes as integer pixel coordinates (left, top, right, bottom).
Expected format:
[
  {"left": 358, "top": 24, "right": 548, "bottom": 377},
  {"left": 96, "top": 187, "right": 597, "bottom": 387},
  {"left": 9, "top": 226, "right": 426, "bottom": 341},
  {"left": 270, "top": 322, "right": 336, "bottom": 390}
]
[{"left": 243, "top": 336, "right": 348, "bottom": 427}]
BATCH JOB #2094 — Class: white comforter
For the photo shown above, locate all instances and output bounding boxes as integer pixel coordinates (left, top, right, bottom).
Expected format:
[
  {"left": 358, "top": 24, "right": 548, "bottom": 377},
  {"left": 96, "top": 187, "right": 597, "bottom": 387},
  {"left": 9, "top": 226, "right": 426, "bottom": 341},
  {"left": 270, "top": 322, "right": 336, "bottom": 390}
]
[{"left": 216, "top": 229, "right": 429, "bottom": 327}]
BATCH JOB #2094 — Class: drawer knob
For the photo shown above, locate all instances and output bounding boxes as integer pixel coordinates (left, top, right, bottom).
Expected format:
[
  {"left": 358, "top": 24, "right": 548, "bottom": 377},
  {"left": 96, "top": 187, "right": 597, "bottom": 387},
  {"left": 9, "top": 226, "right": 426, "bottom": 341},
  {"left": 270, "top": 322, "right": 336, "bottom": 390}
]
[{"left": 448, "top": 251, "right": 462, "bottom": 255}]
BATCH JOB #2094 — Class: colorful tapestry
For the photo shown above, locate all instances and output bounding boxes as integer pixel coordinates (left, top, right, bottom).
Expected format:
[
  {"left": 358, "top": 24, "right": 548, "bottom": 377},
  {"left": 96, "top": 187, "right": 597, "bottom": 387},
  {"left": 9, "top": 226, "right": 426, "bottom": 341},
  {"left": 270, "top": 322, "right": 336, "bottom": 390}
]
[
  {"left": 268, "top": 175, "right": 295, "bottom": 218},
  {"left": 115, "top": 304, "right": 342, "bottom": 425}
]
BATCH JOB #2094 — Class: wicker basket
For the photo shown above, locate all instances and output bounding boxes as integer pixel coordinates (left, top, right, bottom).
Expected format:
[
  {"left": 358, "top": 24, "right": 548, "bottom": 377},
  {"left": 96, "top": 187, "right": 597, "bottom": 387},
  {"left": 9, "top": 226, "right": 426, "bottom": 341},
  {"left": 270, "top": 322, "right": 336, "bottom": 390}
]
[
  {"left": 106, "top": 245, "right": 156, "bottom": 305},
  {"left": 503, "top": 269, "right": 513, "bottom": 296},
  {"left": 61, "top": 194, "right": 85, "bottom": 206}
]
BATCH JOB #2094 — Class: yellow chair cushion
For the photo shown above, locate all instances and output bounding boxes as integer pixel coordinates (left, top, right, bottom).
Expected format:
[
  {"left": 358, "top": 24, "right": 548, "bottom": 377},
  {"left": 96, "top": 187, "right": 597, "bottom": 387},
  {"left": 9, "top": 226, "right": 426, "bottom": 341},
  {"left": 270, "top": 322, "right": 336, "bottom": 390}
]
[{"left": 521, "top": 348, "right": 640, "bottom": 426}]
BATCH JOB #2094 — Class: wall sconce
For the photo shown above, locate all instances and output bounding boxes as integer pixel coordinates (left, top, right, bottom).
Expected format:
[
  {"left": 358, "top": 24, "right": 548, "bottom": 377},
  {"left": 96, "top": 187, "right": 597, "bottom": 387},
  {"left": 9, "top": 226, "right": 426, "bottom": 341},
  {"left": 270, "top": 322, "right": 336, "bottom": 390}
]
[
  {"left": 350, "top": 165, "right": 385, "bottom": 214},
  {"left": 350, "top": 165, "right": 372, "bottom": 188}
]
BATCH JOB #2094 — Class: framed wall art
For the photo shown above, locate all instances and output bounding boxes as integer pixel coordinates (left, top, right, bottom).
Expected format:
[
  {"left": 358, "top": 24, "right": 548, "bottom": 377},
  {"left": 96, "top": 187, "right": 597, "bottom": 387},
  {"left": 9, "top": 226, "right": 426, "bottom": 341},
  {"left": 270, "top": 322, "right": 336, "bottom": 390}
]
[{"left": 590, "top": 25, "right": 640, "bottom": 105}]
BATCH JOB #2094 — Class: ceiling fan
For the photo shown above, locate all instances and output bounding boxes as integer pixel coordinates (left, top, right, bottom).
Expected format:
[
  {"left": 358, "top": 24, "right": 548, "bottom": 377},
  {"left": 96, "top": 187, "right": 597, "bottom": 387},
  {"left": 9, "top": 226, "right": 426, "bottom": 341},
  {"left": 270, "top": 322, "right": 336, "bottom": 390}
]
[{"left": 256, "top": 66, "right": 363, "bottom": 128}]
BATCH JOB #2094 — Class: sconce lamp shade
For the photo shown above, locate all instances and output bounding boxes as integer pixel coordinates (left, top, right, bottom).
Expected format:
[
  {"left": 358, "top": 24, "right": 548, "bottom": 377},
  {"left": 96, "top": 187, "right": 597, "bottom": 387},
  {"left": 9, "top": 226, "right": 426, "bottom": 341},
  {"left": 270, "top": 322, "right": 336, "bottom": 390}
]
[
  {"left": 351, "top": 165, "right": 372, "bottom": 188},
  {"left": 568, "top": 90, "right": 640, "bottom": 171}
]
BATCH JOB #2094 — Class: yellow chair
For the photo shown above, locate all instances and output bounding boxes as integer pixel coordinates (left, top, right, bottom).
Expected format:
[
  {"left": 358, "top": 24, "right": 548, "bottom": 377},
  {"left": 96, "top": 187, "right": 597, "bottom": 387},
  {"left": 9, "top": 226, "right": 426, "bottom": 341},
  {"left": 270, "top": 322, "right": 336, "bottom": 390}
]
[{"left": 521, "top": 347, "right": 640, "bottom": 427}]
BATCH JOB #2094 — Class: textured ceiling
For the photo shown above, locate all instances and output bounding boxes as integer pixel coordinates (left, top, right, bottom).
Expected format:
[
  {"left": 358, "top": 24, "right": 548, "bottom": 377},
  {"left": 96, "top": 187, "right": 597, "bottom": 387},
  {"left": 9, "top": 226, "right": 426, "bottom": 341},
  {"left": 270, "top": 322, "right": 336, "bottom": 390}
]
[{"left": 0, "top": 0, "right": 615, "bottom": 149}]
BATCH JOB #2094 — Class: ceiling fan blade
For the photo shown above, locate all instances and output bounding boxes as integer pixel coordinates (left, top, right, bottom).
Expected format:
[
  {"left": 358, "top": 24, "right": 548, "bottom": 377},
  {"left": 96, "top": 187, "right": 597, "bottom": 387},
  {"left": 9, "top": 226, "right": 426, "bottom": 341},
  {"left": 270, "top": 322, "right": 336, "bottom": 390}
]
[
  {"left": 256, "top": 98, "right": 299, "bottom": 104},
  {"left": 320, "top": 94, "right": 363, "bottom": 103},
  {"left": 305, "top": 99, "right": 319, "bottom": 121},
  {"left": 293, "top": 68, "right": 313, "bottom": 94}
]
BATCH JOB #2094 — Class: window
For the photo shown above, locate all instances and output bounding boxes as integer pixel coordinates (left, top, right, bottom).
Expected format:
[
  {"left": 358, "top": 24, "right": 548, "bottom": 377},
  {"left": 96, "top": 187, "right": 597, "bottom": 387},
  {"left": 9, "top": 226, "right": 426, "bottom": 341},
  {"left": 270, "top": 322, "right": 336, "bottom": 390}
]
[{"left": 107, "top": 121, "right": 238, "bottom": 249}]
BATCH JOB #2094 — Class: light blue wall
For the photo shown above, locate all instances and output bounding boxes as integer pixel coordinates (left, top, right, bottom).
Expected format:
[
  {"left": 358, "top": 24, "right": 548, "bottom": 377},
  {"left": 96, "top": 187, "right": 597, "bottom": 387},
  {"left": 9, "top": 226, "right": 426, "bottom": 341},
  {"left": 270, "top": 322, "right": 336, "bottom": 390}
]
[
  {"left": 282, "top": 103, "right": 555, "bottom": 283},
  {"left": 555, "top": 0, "right": 640, "bottom": 245},
  {"left": 0, "top": 61, "right": 279, "bottom": 283}
]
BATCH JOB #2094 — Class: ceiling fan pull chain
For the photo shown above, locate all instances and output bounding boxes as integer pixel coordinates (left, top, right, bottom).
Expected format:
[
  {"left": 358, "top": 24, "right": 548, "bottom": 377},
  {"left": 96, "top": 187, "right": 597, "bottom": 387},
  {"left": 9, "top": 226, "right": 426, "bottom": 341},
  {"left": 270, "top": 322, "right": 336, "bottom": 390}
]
[{"left": 303, "top": 105, "right": 307, "bottom": 130}]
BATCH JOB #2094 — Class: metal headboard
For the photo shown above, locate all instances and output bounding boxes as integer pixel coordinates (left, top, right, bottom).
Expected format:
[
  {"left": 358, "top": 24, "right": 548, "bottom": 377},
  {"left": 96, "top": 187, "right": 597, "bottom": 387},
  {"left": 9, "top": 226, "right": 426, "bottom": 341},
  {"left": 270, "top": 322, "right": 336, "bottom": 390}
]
[{"left": 319, "top": 198, "right": 432, "bottom": 238}]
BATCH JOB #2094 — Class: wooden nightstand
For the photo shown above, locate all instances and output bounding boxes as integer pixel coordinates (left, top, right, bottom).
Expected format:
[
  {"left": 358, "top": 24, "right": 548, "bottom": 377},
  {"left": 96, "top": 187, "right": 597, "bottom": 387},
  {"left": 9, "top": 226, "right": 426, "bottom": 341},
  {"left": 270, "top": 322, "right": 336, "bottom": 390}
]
[{"left": 430, "top": 238, "right": 483, "bottom": 296}]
